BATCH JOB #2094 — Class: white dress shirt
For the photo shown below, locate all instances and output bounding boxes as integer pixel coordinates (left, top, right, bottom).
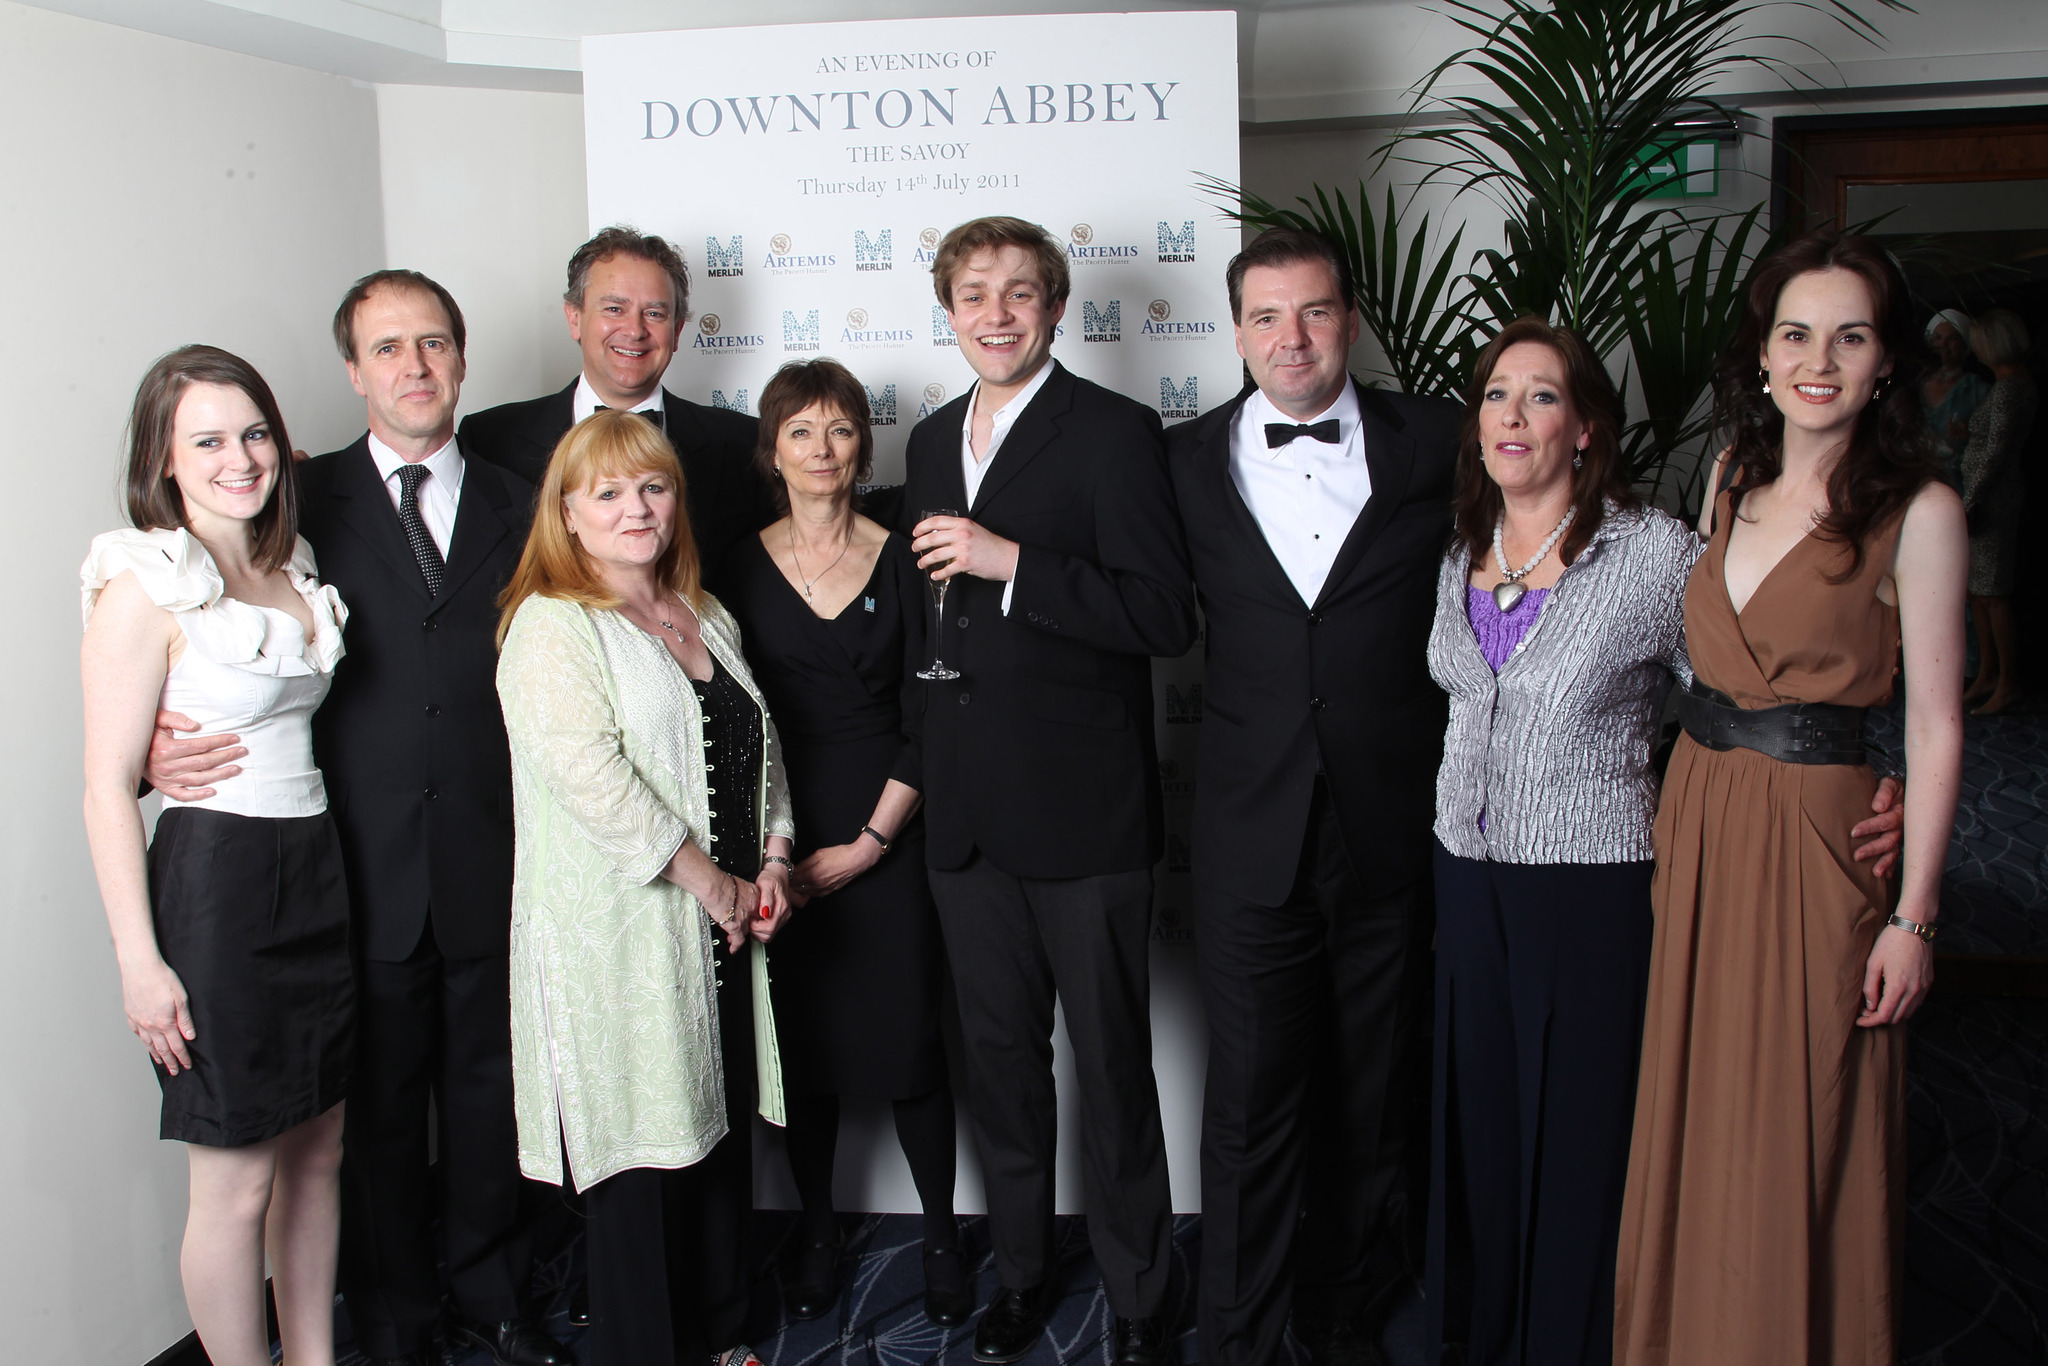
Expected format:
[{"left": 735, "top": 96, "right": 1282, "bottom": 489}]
[
  {"left": 367, "top": 433, "right": 464, "bottom": 558},
  {"left": 956, "top": 358, "right": 1055, "bottom": 613},
  {"left": 573, "top": 374, "right": 664, "bottom": 425},
  {"left": 1228, "top": 384, "right": 1372, "bottom": 606}
]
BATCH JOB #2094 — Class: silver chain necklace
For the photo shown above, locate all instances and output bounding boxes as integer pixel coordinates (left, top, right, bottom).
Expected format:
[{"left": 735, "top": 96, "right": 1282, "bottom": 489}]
[
  {"left": 1490, "top": 506, "right": 1575, "bottom": 612},
  {"left": 789, "top": 521, "right": 851, "bottom": 603},
  {"left": 652, "top": 591, "right": 692, "bottom": 647}
]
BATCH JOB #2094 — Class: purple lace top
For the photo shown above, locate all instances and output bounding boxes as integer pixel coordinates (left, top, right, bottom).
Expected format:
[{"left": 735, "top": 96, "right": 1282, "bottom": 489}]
[{"left": 1466, "top": 584, "right": 1549, "bottom": 673}]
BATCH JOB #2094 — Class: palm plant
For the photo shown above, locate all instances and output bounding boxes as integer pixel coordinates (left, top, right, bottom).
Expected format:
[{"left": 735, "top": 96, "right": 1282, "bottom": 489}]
[{"left": 1208, "top": 0, "right": 1907, "bottom": 511}]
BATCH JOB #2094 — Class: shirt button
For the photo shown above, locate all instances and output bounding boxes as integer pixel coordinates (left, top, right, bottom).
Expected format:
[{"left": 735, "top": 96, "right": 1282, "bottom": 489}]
[
  {"left": 957, "top": 616, "right": 970, "bottom": 628},
  {"left": 423, "top": 787, "right": 439, "bottom": 800},
  {"left": 1306, "top": 612, "right": 1321, "bottom": 627},
  {"left": 424, "top": 704, "right": 441, "bottom": 718},
  {"left": 422, "top": 620, "right": 437, "bottom": 631},
  {"left": 1309, "top": 697, "right": 1326, "bottom": 712},
  {"left": 958, "top": 693, "right": 971, "bottom": 706}
]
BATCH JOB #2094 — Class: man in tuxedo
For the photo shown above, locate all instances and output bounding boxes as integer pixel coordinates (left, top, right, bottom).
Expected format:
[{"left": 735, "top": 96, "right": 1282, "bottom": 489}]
[
  {"left": 901, "top": 217, "right": 1195, "bottom": 1366},
  {"left": 458, "top": 225, "right": 769, "bottom": 575},
  {"left": 1166, "top": 229, "right": 1458, "bottom": 1366},
  {"left": 150, "top": 269, "right": 568, "bottom": 1366}
]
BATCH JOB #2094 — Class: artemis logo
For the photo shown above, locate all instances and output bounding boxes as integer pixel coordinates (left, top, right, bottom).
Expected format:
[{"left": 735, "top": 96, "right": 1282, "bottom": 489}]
[
  {"left": 854, "top": 228, "right": 893, "bottom": 271},
  {"left": 691, "top": 314, "right": 764, "bottom": 351},
  {"left": 1157, "top": 757, "right": 1196, "bottom": 797},
  {"left": 847, "top": 308, "right": 868, "bottom": 328},
  {"left": 1160, "top": 376, "right": 1199, "bottom": 419},
  {"left": 841, "top": 308, "right": 916, "bottom": 347},
  {"left": 769, "top": 233, "right": 792, "bottom": 254},
  {"left": 763, "top": 232, "right": 835, "bottom": 271},
  {"left": 915, "top": 226, "right": 941, "bottom": 265},
  {"left": 1070, "top": 223, "right": 1093, "bottom": 245},
  {"left": 932, "top": 305, "right": 957, "bottom": 347},
  {"left": 782, "top": 310, "right": 820, "bottom": 351},
  {"left": 1163, "top": 681, "right": 1203, "bottom": 722},
  {"left": 1157, "top": 219, "right": 1197, "bottom": 263},
  {"left": 916, "top": 381, "right": 949, "bottom": 420},
  {"left": 1142, "top": 300, "right": 1217, "bottom": 338},
  {"left": 710, "top": 389, "right": 750, "bottom": 413},
  {"left": 705, "top": 235, "right": 744, "bottom": 277},
  {"left": 866, "top": 383, "right": 898, "bottom": 426},
  {"left": 1147, "top": 300, "right": 1170, "bottom": 323},
  {"left": 1068, "top": 223, "right": 1140, "bottom": 263},
  {"left": 700, "top": 314, "right": 722, "bottom": 334},
  {"left": 1081, "top": 300, "right": 1121, "bottom": 343}
]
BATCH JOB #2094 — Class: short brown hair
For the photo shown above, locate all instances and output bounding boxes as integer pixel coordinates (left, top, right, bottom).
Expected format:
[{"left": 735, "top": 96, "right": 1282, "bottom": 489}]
[
  {"left": 332, "top": 269, "right": 466, "bottom": 361},
  {"left": 754, "top": 360, "right": 875, "bottom": 513},
  {"left": 1972, "top": 307, "right": 2030, "bottom": 368},
  {"left": 566, "top": 226, "right": 691, "bottom": 321},
  {"left": 1452, "top": 317, "right": 1634, "bottom": 569},
  {"left": 125, "top": 345, "right": 300, "bottom": 573},
  {"left": 1226, "top": 228, "right": 1357, "bottom": 323},
  {"left": 496, "top": 409, "right": 702, "bottom": 645},
  {"left": 930, "top": 216, "right": 1070, "bottom": 310}
]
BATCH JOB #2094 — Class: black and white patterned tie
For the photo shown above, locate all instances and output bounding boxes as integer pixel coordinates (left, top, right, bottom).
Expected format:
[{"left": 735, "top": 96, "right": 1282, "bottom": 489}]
[{"left": 394, "top": 462, "right": 447, "bottom": 596}]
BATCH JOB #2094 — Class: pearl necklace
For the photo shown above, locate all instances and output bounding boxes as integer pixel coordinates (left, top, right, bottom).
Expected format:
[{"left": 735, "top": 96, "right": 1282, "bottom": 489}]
[{"left": 1490, "top": 506, "right": 1575, "bottom": 612}]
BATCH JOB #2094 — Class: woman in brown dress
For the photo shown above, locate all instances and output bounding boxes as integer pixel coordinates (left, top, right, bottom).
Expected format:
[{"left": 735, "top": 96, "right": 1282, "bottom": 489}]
[{"left": 1615, "top": 232, "right": 1967, "bottom": 1365}]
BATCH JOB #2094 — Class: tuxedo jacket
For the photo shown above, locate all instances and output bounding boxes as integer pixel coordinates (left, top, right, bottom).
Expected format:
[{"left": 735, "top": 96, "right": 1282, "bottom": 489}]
[
  {"left": 300, "top": 438, "right": 534, "bottom": 962},
  {"left": 900, "top": 362, "right": 1197, "bottom": 879},
  {"left": 458, "top": 380, "right": 771, "bottom": 578},
  {"left": 1166, "top": 379, "right": 1459, "bottom": 905}
]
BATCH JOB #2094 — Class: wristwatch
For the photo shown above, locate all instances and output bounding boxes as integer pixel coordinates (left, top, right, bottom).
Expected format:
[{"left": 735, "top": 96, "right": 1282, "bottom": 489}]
[{"left": 1885, "top": 912, "right": 1936, "bottom": 942}]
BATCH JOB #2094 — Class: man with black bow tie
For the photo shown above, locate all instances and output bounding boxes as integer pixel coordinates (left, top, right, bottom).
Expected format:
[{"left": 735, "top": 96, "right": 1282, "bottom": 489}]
[
  {"left": 459, "top": 226, "right": 770, "bottom": 576},
  {"left": 1166, "top": 228, "right": 1459, "bottom": 1366}
]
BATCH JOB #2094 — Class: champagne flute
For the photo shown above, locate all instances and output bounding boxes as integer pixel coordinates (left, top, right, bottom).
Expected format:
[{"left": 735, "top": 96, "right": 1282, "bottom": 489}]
[{"left": 916, "top": 507, "right": 962, "bottom": 681}]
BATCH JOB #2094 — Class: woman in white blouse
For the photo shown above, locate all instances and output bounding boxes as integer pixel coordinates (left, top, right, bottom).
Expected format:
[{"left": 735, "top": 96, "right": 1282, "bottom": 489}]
[
  {"left": 81, "top": 346, "right": 352, "bottom": 1366},
  {"left": 495, "top": 409, "right": 795, "bottom": 1366}
]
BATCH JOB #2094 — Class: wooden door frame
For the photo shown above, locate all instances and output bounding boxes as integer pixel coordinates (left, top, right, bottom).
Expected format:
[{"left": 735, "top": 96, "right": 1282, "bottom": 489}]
[{"left": 1772, "top": 105, "right": 2048, "bottom": 234}]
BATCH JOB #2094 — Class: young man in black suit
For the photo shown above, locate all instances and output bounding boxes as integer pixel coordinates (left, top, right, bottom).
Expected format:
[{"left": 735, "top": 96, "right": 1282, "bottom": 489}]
[
  {"left": 148, "top": 271, "right": 567, "bottom": 1366},
  {"left": 458, "top": 225, "right": 770, "bottom": 575},
  {"left": 1165, "top": 230, "right": 1459, "bottom": 1366},
  {"left": 902, "top": 217, "right": 1196, "bottom": 1366}
]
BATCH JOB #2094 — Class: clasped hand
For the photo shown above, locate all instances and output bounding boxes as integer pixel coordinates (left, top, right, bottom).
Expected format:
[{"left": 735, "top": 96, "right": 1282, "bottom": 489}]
[{"left": 912, "top": 514, "right": 1018, "bottom": 584}]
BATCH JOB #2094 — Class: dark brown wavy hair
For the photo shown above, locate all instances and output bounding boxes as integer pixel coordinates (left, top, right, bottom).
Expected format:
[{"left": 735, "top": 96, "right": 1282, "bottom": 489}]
[
  {"left": 1712, "top": 231, "right": 1938, "bottom": 578},
  {"left": 1453, "top": 317, "right": 1634, "bottom": 568}
]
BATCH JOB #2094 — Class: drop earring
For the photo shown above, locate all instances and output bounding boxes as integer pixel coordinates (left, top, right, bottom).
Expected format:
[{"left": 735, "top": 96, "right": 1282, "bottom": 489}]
[{"left": 1759, "top": 367, "right": 1772, "bottom": 395}]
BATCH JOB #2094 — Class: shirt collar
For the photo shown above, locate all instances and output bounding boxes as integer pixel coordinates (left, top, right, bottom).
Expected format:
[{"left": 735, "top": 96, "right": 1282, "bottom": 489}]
[
  {"left": 367, "top": 431, "right": 462, "bottom": 486},
  {"left": 963, "top": 357, "right": 1057, "bottom": 438},
  {"left": 574, "top": 374, "right": 664, "bottom": 424},
  {"left": 1244, "top": 382, "right": 1361, "bottom": 460}
]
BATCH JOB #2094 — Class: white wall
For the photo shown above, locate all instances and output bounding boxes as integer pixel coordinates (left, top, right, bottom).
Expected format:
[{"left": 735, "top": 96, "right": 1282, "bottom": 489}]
[{"left": 0, "top": 4, "right": 385, "bottom": 1362}]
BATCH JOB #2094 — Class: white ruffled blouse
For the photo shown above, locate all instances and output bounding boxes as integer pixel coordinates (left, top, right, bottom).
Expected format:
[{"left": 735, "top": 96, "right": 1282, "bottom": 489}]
[{"left": 81, "top": 527, "right": 348, "bottom": 819}]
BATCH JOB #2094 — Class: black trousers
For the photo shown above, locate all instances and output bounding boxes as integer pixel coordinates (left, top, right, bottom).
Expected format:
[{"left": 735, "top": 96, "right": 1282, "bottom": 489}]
[
  {"left": 1196, "top": 778, "right": 1434, "bottom": 1366},
  {"left": 584, "top": 956, "right": 754, "bottom": 1366},
  {"left": 1425, "top": 845, "right": 1654, "bottom": 1366},
  {"left": 339, "top": 922, "right": 529, "bottom": 1356},
  {"left": 928, "top": 856, "right": 1171, "bottom": 1316}
]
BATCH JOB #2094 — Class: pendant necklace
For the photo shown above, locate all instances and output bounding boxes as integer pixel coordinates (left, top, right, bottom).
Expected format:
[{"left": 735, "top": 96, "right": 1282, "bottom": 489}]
[
  {"left": 1491, "top": 506, "right": 1575, "bottom": 613},
  {"left": 653, "top": 592, "right": 692, "bottom": 647},
  {"left": 790, "top": 521, "right": 851, "bottom": 603}
]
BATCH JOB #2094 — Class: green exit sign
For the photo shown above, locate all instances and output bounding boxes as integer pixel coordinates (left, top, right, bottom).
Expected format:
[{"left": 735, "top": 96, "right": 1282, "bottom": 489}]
[{"left": 1628, "top": 139, "right": 1719, "bottom": 199}]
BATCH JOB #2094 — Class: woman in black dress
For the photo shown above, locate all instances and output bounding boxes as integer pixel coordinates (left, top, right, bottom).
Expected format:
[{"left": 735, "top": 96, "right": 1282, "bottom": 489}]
[{"left": 719, "top": 359, "right": 966, "bottom": 1327}]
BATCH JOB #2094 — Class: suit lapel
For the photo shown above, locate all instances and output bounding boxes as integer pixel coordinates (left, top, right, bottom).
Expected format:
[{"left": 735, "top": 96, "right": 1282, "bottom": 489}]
[
  {"left": 435, "top": 451, "right": 517, "bottom": 612},
  {"left": 966, "top": 363, "right": 1071, "bottom": 517},
  {"left": 1314, "top": 380, "right": 1417, "bottom": 610},
  {"left": 918, "top": 397, "right": 972, "bottom": 516},
  {"left": 1203, "top": 387, "right": 1306, "bottom": 607},
  {"left": 329, "top": 439, "right": 436, "bottom": 605}
]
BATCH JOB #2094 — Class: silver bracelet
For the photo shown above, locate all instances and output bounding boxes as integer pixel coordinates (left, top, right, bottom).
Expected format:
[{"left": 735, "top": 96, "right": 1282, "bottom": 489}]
[
  {"left": 762, "top": 854, "right": 795, "bottom": 873},
  {"left": 1886, "top": 912, "right": 1936, "bottom": 943}
]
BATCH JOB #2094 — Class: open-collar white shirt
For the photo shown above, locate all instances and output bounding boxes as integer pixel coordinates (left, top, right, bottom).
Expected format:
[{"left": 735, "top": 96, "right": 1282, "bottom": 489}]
[
  {"left": 1227, "top": 383, "right": 1371, "bottom": 606},
  {"left": 367, "top": 431, "right": 464, "bottom": 559},
  {"left": 956, "top": 357, "right": 1055, "bottom": 614}
]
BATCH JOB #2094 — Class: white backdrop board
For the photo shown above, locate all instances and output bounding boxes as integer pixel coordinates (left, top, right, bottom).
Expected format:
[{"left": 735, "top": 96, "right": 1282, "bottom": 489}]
[{"left": 583, "top": 12, "right": 1237, "bottom": 1214}]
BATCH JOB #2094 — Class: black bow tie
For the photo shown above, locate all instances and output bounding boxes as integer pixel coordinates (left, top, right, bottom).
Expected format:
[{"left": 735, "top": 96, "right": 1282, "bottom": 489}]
[
  {"left": 1265, "top": 419, "right": 1340, "bottom": 448},
  {"left": 596, "top": 404, "right": 664, "bottom": 430}
]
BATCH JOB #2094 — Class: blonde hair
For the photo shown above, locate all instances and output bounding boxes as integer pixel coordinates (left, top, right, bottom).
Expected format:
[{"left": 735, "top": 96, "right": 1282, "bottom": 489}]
[{"left": 497, "top": 409, "right": 702, "bottom": 645}]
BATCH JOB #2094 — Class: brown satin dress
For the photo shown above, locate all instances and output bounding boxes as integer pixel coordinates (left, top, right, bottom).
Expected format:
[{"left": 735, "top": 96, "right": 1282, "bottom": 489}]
[{"left": 1615, "top": 490, "right": 1905, "bottom": 1366}]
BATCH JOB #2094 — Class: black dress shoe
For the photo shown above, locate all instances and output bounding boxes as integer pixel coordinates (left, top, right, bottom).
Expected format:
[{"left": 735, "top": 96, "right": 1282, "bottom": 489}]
[
  {"left": 924, "top": 1244, "right": 972, "bottom": 1327},
  {"left": 1112, "top": 1315, "right": 1169, "bottom": 1366},
  {"left": 567, "top": 1277, "right": 589, "bottom": 1328},
  {"left": 784, "top": 1235, "right": 841, "bottom": 1321},
  {"left": 973, "top": 1284, "right": 1048, "bottom": 1364},
  {"left": 448, "top": 1317, "right": 577, "bottom": 1366}
]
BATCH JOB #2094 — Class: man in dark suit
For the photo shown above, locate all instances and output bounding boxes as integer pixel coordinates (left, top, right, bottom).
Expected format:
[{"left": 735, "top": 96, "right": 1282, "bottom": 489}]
[
  {"left": 901, "top": 217, "right": 1196, "bottom": 1366},
  {"left": 1166, "top": 229, "right": 1459, "bottom": 1366},
  {"left": 458, "top": 225, "right": 769, "bottom": 575},
  {"left": 151, "top": 270, "right": 568, "bottom": 1366}
]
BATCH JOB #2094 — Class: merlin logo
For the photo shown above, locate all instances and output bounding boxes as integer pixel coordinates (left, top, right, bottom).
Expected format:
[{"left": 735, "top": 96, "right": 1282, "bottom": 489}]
[
  {"left": 709, "top": 389, "right": 750, "bottom": 413},
  {"left": 1081, "top": 300, "right": 1122, "bottom": 343},
  {"left": 915, "top": 226, "right": 941, "bottom": 265},
  {"left": 866, "top": 383, "right": 898, "bottom": 426},
  {"left": 704, "top": 235, "right": 744, "bottom": 277},
  {"left": 1147, "top": 300, "right": 1170, "bottom": 323},
  {"left": 782, "top": 309, "right": 820, "bottom": 352},
  {"left": 1157, "top": 220, "right": 1197, "bottom": 263},
  {"left": 1163, "top": 681, "right": 1203, "bottom": 723},
  {"left": 1142, "top": 300, "right": 1217, "bottom": 339},
  {"left": 932, "top": 305, "right": 957, "bottom": 347},
  {"left": 691, "top": 313, "right": 764, "bottom": 352},
  {"left": 1160, "top": 376, "right": 1199, "bottom": 419},
  {"left": 854, "top": 228, "right": 893, "bottom": 272}
]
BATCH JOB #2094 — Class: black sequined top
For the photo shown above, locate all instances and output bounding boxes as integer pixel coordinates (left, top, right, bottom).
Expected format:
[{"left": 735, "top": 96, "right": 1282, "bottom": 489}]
[{"left": 691, "top": 653, "right": 764, "bottom": 877}]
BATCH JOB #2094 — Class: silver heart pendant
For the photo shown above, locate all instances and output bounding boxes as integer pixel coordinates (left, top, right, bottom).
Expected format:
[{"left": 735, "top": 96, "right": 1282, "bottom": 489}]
[{"left": 1492, "top": 581, "right": 1526, "bottom": 613}]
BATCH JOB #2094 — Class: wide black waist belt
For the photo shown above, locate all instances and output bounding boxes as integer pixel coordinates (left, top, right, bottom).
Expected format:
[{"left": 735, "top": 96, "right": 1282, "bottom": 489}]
[{"left": 1676, "top": 678, "right": 1870, "bottom": 766}]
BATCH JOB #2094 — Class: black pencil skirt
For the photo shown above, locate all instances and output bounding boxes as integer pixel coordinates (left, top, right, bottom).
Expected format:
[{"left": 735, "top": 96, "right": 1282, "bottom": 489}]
[{"left": 146, "top": 805, "right": 354, "bottom": 1147}]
